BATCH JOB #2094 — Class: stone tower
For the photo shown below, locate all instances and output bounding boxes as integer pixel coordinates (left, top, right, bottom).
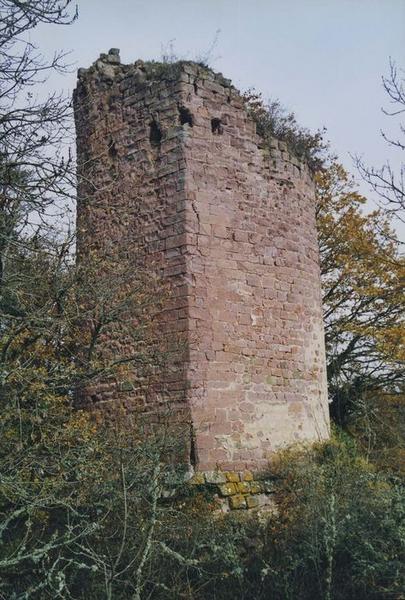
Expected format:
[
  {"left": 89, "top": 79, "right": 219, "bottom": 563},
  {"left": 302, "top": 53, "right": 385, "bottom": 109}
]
[{"left": 74, "top": 49, "right": 329, "bottom": 475}]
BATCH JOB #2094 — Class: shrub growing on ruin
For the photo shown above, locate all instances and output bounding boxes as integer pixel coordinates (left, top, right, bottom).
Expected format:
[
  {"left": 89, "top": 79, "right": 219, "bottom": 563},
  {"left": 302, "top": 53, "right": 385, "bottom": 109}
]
[{"left": 242, "top": 90, "right": 329, "bottom": 171}]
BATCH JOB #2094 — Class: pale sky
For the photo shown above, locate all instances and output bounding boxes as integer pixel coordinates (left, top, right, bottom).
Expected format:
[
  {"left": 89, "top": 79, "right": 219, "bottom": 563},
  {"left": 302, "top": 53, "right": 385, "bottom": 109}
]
[{"left": 37, "top": 0, "right": 405, "bottom": 238}]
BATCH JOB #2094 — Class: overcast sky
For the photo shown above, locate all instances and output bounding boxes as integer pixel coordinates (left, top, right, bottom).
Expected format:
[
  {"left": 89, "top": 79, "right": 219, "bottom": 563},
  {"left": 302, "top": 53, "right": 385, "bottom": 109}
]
[{"left": 37, "top": 0, "right": 405, "bottom": 238}]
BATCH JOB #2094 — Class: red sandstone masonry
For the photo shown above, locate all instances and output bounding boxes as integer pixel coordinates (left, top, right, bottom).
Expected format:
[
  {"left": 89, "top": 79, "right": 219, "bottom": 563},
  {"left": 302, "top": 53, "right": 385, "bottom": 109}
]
[{"left": 73, "top": 50, "right": 330, "bottom": 474}]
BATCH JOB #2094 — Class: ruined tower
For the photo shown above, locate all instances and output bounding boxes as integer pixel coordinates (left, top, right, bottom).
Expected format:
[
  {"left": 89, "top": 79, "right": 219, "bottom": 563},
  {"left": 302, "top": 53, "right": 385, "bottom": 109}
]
[{"left": 74, "top": 49, "right": 330, "bottom": 476}]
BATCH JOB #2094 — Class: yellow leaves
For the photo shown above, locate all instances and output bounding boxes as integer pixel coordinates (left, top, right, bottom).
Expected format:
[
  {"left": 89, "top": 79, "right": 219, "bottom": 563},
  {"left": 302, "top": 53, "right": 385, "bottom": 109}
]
[
  {"left": 317, "top": 160, "right": 404, "bottom": 395},
  {"left": 63, "top": 409, "right": 99, "bottom": 443},
  {"left": 375, "top": 325, "right": 405, "bottom": 363}
]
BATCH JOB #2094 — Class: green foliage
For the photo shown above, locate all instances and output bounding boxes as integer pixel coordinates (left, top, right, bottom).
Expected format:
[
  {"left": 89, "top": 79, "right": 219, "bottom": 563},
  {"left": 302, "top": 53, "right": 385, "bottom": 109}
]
[
  {"left": 249, "top": 435, "right": 404, "bottom": 600},
  {"left": 242, "top": 91, "right": 329, "bottom": 171},
  {"left": 142, "top": 60, "right": 183, "bottom": 82},
  {"left": 0, "top": 413, "right": 247, "bottom": 599},
  {"left": 3, "top": 420, "right": 403, "bottom": 599},
  {"left": 345, "top": 392, "right": 405, "bottom": 476},
  {"left": 316, "top": 162, "right": 404, "bottom": 426}
]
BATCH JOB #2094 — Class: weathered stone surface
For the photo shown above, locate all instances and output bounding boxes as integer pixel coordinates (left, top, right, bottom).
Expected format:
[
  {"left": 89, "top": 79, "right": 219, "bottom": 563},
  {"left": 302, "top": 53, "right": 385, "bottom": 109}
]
[
  {"left": 240, "top": 470, "right": 254, "bottom": 482},
  {"left": 218, "top": 482, "right": 237, "bottom": 497},
  {"left": 236, "top": 481, "right": 251, "bottom": 494},
  {"left": 73, "top": 55, "right": 330, "bottom": 476},
  {"left": 205, "top": 471, "right": 227, "bottom": 484},
  {"left": 249, "top": 481, "right": 263, "bottom": 494},
  {"left": 225, "top": 471, "right": 240, "bottom": 483},
  {"left": 229, "top": 494, "right": 247, "bottom": 510},
  {"left": 189, "top": 473, "right": 205, "bottom": 485},
  {"left": 246, "top": 495, "right": 260, "bottom": 509}
]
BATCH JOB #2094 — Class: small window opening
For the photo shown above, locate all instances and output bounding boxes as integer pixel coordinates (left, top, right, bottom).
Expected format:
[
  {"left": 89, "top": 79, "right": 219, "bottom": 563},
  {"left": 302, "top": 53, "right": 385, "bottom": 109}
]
[
  {"left": 178, "top": 105, "right": 193, "bottom": 127},
  {"left": 211, "top": 117, "right": 223, "bottom": 135},
  {"left": 149, "top": 120, "right": 162, "bottom": 147},
  {"left": 193, "top": 81, "right": 198, "bottom": 94},
  {"left": 108, "top": 139, "right": 117, "bottom": 158}
]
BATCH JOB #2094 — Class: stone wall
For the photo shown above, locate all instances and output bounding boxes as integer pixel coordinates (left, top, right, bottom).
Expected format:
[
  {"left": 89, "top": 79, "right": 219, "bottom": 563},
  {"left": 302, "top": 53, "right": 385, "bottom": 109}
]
[
  {"left": 74, "top": 51, "right": 192, "bottom": 436},
  {"left": 188, "top": 469, "right": 277, "bottom": 513},
  {"left": 74, "top": 49, "right": 329, "bottom": 477}
]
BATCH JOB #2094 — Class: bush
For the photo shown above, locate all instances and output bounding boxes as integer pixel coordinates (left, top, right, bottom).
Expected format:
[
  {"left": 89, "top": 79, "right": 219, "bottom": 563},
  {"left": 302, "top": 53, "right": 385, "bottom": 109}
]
[
  {"left": 240, "top": 433, "right": 405, "bottom": 600},
  {"left": 2, "top": 402, "right": 403, "bottom": 600},
  {"left": 0, "top": 409, "right": 246, "bottom": 599},
  {"left": 242, "top": 91, "right": 329, "bottom": 172}
]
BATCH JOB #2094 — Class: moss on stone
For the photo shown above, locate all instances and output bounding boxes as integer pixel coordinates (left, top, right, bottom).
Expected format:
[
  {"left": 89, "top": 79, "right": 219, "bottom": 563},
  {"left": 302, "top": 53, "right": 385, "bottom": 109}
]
[
  {"left": 225, "top": 471, "right": 240, "bottom": 483},
  {"left": 229, "top": 494, "right": 247, "bottom": 510},
  {"left": 218, "top": 482, "right": 237, "bottom": 497}
]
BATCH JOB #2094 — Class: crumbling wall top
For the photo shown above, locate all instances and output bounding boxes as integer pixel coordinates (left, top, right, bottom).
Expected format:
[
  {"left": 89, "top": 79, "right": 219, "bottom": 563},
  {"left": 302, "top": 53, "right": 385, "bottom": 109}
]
[{"left": 76, "top": 48, "right": 312, "bottom": 179}]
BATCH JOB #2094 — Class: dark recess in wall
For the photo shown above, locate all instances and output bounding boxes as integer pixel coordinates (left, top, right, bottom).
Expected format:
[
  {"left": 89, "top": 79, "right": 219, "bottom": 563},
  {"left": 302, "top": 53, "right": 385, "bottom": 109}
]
[
  {"left": 179, "top": 105, "right": 193, "bottom": 127},
  {"left": 211, "top": 117, "right": 223, "bottom": 134},
  {"left": 149, "top": 120, "right": 162, "bottom": 146}
]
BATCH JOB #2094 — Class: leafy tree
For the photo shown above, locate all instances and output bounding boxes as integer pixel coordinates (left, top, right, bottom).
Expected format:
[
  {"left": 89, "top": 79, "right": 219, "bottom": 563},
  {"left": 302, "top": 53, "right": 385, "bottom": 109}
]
[
  {"left": 0, "top": 3, "right": 177, "bottom": 597},
  {"left": 316, "top": 162, "right": 404, "bottom": 426}
]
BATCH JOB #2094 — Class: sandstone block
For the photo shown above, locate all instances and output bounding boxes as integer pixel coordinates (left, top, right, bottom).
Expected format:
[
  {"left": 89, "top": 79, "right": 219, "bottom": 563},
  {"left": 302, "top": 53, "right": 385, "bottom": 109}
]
[
  {"left": 218, "top": 482, "right": 237, "bottom": 497},
  {"left": 240, "top": 470, "right": 254, "bottom": 482},
  {"left": 246, "top": 495, "right": 260, "bottom": 509},
  {"left": 189, "top": 472, "right": 205, "bottom": 485},
  {"left": 249, "top": 481, "right": 263, "bottom": 494},
  {"left": 229, "top": 494, "right": 247, "bottom": 510},
  {"left": 205, "top": 471, "right": 227, "bottom": 484},
  {"left": 225, "top": 471, "right": 240, "bottom": 483},
  {"left": 236, "top": 481, "right": 250, "bottom": 494}
]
